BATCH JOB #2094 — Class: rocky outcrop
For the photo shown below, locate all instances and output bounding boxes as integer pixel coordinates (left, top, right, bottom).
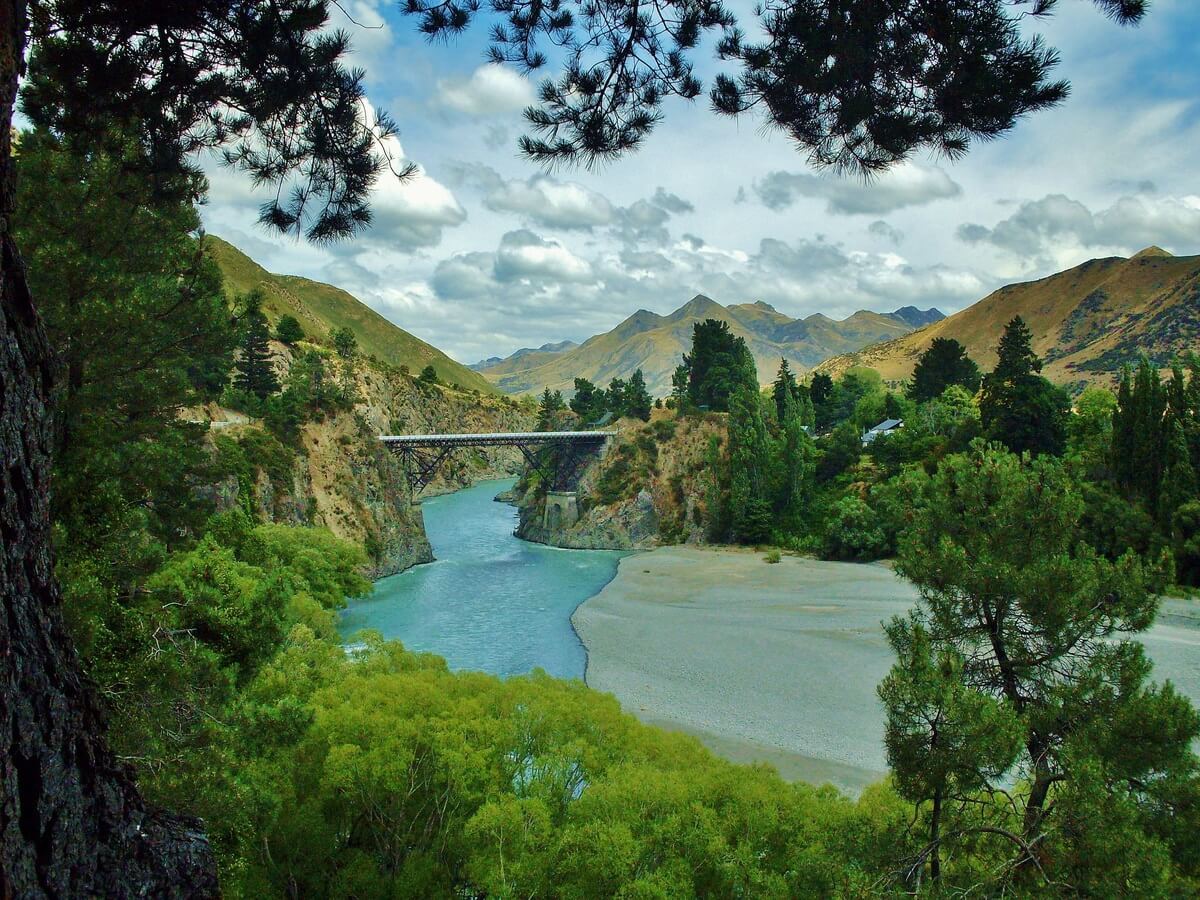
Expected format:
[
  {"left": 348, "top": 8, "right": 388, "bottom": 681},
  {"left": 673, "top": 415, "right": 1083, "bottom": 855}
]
[
  {"left": 518, "top": 487, "right": 660, "bottom": 549},
  {"left": 514, "top": 412, "right": 724, "bottom": 550},
  {"left": 196, "top": 345, "right": 535, "bottom": 578}
]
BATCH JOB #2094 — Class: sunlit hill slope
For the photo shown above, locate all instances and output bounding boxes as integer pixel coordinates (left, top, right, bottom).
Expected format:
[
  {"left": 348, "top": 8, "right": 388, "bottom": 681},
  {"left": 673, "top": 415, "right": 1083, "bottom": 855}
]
[
  {"left": 818, "top": 247, "right": 1200, "bottom": 391},
  {"left": 205, "top": 235, "right": 497, "bottom": 395}
]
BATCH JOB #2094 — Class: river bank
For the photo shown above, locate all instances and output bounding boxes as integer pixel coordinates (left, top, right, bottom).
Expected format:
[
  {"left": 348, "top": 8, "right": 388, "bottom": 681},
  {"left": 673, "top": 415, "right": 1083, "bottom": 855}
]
[{"left": 572, "top": 545, "right": 1200, "bottom": 794}]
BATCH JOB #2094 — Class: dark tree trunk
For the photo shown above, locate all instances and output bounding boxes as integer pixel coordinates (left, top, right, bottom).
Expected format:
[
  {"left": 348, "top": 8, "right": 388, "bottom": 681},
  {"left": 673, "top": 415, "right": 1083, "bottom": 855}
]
[{"left": 0, "top": 2, "right": 217, "bottom": 895}]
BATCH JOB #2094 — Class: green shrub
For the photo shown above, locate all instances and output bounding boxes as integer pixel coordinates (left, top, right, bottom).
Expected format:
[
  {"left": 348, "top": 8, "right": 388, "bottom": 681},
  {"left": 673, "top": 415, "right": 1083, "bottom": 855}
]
[{"left": 822, "top": 495, "right": 888, "bottom": 561}]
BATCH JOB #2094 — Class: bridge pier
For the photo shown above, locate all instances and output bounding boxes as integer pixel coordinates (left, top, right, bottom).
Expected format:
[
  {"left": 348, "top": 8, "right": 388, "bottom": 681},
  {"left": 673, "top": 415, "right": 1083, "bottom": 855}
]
[{"left": 543, "top": 491, "right": 580, "bottom": 530}]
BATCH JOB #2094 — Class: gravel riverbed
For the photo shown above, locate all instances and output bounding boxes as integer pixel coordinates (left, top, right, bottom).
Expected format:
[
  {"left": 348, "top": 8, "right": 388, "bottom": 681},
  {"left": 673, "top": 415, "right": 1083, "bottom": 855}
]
[{"left": 573, "top": 546, "right": 1200, "bottom": 793}]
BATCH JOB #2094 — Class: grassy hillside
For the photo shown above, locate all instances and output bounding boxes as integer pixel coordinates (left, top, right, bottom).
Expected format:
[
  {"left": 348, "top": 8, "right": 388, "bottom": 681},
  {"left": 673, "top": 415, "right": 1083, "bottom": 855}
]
[
  {"left": 482, "top": 294, "right": 935, "bottom": 397},
  {"left": 817, "top": 247, "right": 1200, "bottom": 392},
  {"left": 205, "top": 235, "right": 497, "bottom": 394}
]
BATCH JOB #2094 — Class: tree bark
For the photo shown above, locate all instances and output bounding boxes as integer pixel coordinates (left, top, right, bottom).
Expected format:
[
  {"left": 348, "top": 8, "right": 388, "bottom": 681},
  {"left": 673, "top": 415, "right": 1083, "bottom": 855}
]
[{"left": 0, "top": 1, "right": 217, "bottom": 894}]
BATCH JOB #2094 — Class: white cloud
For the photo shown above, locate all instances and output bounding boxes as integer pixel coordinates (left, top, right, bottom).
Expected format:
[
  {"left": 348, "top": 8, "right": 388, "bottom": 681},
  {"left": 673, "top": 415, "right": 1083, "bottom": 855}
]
[
  {"left": 753, "top": 163, "right": 962, "bottom": 214},
  {"left": 957, "top": 193, "right": 1200, "bottom": 263},
  {"left": 436, "top": 65, "right": 535, "bottom": 116},
  {"left": 494, "top": 230, "right": 593, "bottom": 282},
  {"left": 492, "top": 175, "right": 613, "bottom": 229}
]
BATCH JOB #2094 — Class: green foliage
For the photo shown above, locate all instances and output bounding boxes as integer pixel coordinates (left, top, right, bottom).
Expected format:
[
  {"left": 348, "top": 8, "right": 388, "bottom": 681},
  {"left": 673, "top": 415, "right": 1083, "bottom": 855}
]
[
  {"left": 274, "top": 314, "right": 304, "bottom": 345},
  {"left": 569, "top": 377, "right": 605, "bottom": 422},
  {"left": 418, "top": 362, "right": 440, "bottom": 383},
  {"left": 727, "top": 354, "right": 775, "bottom": 544},
  {"left": 15, "top": 127, "right": 236, "bottom": 563},
  {"left": 817, "top": 421, "right": 862, "bottom": 482},
  {"left": 624, "top": 369, "right": 653, "bottom": 421},
  {"left": 771, "top": 357, "right": 798, "bottom": 421},
  {"left": 1068, "top": 385, "right": 1117, "bottom": 478},
  {"left": 175, "top": 632, "right": 909, "bottom": 897},
  {"left": 879, "top": 619, "right": 1022, "bottom": 883},
  {"left": 979, "top": 316, "right": 1070, "bottom": 456},
  {"left": 822, "top": 496, "right": 888, "bottom": 561},
  {"left": 83, "top": 504, "right": 372, "bottom": 791},
  {"left": 808, "top": 372, "right": 833, "bottom": 407},
  {"left": 234, "top": 293, "right": 281, "bottom": 399},
  {"left": 681, "top": 318, "right": 751, "bottom": 412},
  {"left": 536, "top": 387, "right": 567, "bottom": 431},
  {"left": 1174, "top": 501, "right": 1200, "bottom": 586},
  {"left": 330, "top": 326, "right": 358, "bottom": 359},
  {"left": 778, "top": 385, "right": 817, "bottom": 520},
  {"left": 570, "top": 371, "right": 653, "bottom": 423},
  {"left": 907, "top": 337, "right": 981, "bottom": 402},
  {"left": 651, "top": 419, "right": 677, "bottom": 442},
  {"left": 764, "top": 548, "right": 781, "bottom": 563},
  {"left": 891, "top": 442, "right": 1198, "bottom": 892},
  {"left": 817, "top": 366, "right": 885, "bottom": 430}
]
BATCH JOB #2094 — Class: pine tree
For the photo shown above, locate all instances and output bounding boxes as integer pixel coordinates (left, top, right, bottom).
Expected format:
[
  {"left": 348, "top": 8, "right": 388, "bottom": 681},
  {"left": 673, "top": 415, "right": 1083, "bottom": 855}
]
[
  {"left": 624, "top": 369, "right": 652, "bottom": 421},
  {"left": 671, "top": 363, "right": 690, "bottom": 410},
  {"left": 536, "top": 388, "right": 566, "bottom": 431},
  {"left": 332, "top": 326, "right": 358, "bottom": 359},
  {"left": 570, "top": 377, "right": 604, "bottom": 422},
  {"left": 1112, "top": 365, "right": 1137, "bottom": 492},
  {"left": 772, "top": 358, "right": 797, "bottom": 422},
  {"left": 979, "top": 317, "right": 1069, "bottom": 456},
  {"left": 606, "top": 377, "right": 627, "bottom": 416},
  {"left": 684, "top": 319, "right": 750, "bottom": 412},
  {"left": 1112, "top": 357, "right": 1167, "bottom": 509},
  {"left": 275, "top": 314, "right": 304, "bottom": 345},
  {"left": 234, "top": 297, "right": 280, "bottom": 399},
  {"left": 809, "top": 372, "right": 833, "bottom": 408},
  {"left": 1160, "top": 419, "right": 1197, "bottom": 528},
  {"left": 907, "top": 337, "right": 981, "bottom": 402}
]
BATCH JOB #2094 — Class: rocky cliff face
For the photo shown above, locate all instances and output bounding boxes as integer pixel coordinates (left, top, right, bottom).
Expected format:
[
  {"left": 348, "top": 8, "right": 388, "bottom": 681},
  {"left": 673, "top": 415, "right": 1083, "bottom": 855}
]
[
  {"left": 196, "top": 343, "right": 535, "bottom": 578},
  {"left": 514, "top": 412, "right": 725, "bottom": 550}
]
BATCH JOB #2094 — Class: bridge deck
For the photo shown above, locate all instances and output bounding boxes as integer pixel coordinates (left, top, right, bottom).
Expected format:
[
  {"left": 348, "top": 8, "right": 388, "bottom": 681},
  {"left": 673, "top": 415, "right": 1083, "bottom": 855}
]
[{"left": 380, "top": 431, "right": 612, "bottom": 447}]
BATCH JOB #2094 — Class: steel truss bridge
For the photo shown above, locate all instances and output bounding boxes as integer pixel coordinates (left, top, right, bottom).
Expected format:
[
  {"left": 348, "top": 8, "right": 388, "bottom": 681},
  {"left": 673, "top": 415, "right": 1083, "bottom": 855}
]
[{"left": 380, "top": 431, "right": 612, "bottom": 494}]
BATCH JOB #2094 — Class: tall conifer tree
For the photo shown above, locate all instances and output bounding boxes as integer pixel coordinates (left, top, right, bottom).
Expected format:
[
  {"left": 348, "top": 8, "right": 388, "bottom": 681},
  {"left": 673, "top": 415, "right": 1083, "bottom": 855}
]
[
  {"left": 233, "top": 297, "right": 280, "bottom": 399},
  {"left": 979, "top": 316, "right": 1069, "bottom": 456},
  {"left": 772, "top": 357, "right": 797, "bottom": 421}
]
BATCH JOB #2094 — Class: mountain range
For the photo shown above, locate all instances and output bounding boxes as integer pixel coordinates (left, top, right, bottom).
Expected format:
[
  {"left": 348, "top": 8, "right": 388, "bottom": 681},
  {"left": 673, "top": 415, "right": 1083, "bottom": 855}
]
[
  {"left": 205, "top": 235, "right": 498, "bottom": 394},
  {"left": 477, "top": 295, "right": 944, "bottom": 397},
  {"left": 818, "top": 246, "right": 1200, "bottom": 391},
  {"left": 470, "top": 340, "right": 579, "bottom": 372}
]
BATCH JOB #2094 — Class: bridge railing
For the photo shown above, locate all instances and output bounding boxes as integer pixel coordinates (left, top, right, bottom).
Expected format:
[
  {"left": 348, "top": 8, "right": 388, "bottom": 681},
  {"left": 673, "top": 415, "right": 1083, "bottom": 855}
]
[{"left": 380, "top": 431, "right": 613, "bottom": 446}]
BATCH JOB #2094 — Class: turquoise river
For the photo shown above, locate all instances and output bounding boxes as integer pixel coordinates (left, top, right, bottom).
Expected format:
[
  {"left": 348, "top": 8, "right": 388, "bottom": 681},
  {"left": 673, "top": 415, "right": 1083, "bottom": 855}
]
[{"left": 339, "top": 478, "right": 629, "bottom": 679}]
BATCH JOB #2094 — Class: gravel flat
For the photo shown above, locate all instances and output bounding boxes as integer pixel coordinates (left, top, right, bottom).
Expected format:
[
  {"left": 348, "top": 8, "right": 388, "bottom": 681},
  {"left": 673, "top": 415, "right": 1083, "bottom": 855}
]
[{"left": 573, "top": 546, "right": 1200, "bottom": 793}]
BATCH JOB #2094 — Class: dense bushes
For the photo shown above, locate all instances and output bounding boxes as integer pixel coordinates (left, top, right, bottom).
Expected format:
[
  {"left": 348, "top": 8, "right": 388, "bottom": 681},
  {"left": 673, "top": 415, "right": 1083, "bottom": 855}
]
[{"left": 178, "top": 630, "right": 912, "bottom": 897}]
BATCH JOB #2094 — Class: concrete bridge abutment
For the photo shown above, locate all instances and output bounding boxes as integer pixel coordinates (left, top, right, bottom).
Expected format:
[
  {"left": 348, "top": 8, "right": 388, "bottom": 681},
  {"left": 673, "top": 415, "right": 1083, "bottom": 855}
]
[{"left": 543, "top": 491, "right": 580, "bottom": 530}]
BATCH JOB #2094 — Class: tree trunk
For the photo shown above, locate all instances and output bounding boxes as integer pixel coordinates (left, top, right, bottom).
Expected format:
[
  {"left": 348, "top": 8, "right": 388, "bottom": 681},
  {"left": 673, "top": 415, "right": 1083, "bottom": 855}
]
[
  {"left": 929, "top": 789, "right": 941, "bottom": 883},
  {"left": 0, "top": 1, "right": 217, "bottom": 895}
]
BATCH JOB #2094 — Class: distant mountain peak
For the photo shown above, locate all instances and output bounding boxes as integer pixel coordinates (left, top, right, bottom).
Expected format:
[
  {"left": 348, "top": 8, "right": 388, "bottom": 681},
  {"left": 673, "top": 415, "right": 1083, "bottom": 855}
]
[
  {"left": 666, "top": 294, "right": 726, "bottom": 322},
  {"left": 888, "top": 306, "right": 946, "bottom": 328},
  {"left": 750, "top": 300, "right": 777, "bottom": 311},
  {"left": 1131, "top": 246, "right": 1173, "bottom": 259}
]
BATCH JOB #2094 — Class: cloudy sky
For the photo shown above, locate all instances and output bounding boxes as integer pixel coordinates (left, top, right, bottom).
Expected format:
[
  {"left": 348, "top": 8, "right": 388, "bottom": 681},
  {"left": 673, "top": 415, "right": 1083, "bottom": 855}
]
[{"left": 200, "top": 0, "right": 1200, "bottom": 365}]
